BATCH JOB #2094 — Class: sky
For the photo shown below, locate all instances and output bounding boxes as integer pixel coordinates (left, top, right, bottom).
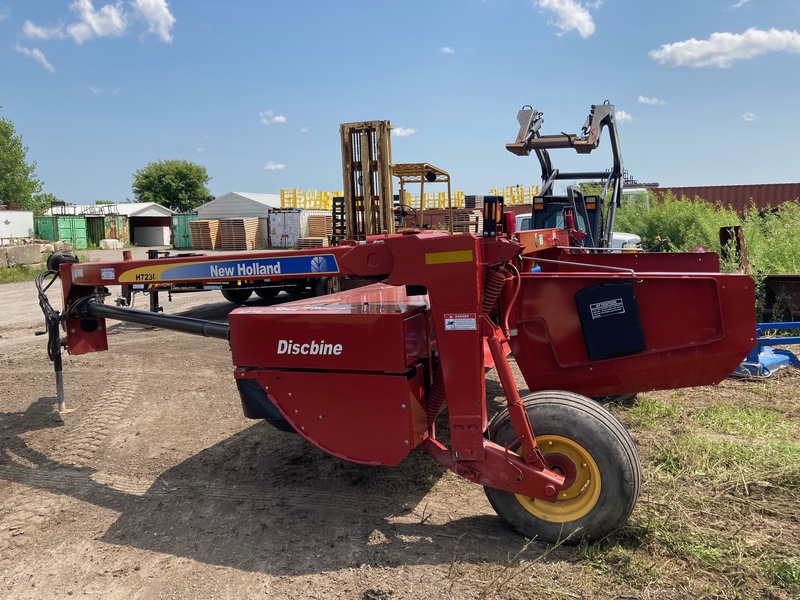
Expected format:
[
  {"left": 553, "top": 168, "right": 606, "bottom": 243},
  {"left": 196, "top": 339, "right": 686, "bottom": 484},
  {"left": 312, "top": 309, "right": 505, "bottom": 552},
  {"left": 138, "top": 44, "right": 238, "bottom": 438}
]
[{"left": 1, "top": 0, "right": 799, "bottom": 205}]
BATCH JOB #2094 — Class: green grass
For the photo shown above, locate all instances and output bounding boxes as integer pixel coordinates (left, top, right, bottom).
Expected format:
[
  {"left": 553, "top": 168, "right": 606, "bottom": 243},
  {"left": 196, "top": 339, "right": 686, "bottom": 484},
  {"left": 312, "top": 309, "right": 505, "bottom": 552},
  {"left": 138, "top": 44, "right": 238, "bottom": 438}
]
[
  {"left": 691, "top": 403, "right": 797, "bottom": 439},
  {"left": 0, "top": 250, "right": 93, "bottom": 285},
  {"left": 624, "top": 394, "right": 681, "bottom": 428},
  {"left": 0, "top": 262, "right": 45, "bottom": 284},
  {"left": 651, "top": 434, "right": 800, "bottom": 484}
]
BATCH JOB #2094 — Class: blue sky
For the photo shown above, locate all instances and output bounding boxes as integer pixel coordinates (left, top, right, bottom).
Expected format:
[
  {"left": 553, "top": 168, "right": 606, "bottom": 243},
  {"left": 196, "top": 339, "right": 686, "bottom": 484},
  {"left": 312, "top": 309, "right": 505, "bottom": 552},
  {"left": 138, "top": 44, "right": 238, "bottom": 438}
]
[{"left": 1, "top": 0, "right": 799, "bottom": 204}]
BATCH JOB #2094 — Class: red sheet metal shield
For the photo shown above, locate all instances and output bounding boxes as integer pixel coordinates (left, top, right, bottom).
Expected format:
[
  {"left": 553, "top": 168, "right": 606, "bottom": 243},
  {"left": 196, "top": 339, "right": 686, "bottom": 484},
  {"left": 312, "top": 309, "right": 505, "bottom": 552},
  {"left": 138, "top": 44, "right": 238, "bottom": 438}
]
[{"left": 509, "top": 271, "right": 756, "bottom": 396}]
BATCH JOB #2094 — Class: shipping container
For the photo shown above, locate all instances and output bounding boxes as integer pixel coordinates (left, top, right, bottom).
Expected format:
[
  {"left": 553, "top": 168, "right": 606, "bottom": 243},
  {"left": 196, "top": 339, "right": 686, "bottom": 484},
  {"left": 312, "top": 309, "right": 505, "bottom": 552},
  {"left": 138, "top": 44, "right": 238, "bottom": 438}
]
[
  {"left": 171, "top": 213, "right": 199, "bottom": 249},
  {"left": 35, "top": 215, "right": 88, "bottom": 249},
  {"left": 268, "top": 209, "right": 302, "bottom": 248},
  {"left": 86, "top": 215, "right": 130, "bottom": 246}
]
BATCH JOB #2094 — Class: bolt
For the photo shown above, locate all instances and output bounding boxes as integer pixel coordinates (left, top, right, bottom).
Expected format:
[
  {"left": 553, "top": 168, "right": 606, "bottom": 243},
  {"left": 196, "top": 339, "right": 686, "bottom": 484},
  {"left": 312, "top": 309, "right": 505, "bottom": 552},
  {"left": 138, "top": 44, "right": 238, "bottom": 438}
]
[
  {"left": 404, "top": 440, "right": 409, "bottom": 445},
  {"left": 319, "top": 415, "right": 324, "bottom": 419},
  {"left": 294, "top": 409, "right": 298, "bottom": 414},
  {"left": 301, "top": 426, "right": 305, "bottom": 431},
  {"left": 401, "top": 404, "right": 406, "bottom": 409},
  {"left": 288, "top": 392, "right": 292, "bottom": 397},
  {"left": 544, "top": 485, "right": 557, "bottom": 497},
  {"left": 582, "top": 463, "right": 587, "bottom": 468},
  {"left": 70, "top": 328, "right": 75, "bottom": 334},
  {"left": 547, "top": 440, "right": 553, "bottom": 446},
  {"left": 264, "top": 386, "right": 269, "bottom": 390}
]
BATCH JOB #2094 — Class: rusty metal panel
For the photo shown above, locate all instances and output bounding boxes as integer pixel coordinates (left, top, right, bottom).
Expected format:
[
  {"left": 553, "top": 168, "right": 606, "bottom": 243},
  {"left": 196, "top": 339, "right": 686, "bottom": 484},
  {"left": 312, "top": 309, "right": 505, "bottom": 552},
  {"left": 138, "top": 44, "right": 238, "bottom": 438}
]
[{"left": 655, "top": 183, "right": 800, "bottom": 215}]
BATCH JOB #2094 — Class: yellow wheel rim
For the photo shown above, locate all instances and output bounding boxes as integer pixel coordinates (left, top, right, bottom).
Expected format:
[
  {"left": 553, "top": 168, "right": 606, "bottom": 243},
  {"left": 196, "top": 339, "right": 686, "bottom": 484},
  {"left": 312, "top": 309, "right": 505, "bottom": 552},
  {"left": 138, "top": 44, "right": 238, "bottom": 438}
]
[{"left": 515, "top": 435, "right": 602, "bottom": 523}]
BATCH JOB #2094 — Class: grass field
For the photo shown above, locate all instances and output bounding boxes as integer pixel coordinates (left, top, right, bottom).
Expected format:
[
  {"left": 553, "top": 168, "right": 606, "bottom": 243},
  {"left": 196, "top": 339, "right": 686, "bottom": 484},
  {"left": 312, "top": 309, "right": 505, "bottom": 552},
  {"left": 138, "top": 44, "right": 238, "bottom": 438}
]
[{"left": 459, "top": 372, "right": 800, "bottom": 599}]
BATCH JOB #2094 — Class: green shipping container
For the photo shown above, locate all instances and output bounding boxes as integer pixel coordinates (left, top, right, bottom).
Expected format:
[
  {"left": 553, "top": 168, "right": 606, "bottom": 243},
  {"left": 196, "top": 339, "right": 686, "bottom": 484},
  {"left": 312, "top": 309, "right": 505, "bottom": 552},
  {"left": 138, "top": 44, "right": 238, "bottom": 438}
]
[
  {"left": 35, "top": 216, "right": 88, "bottom": 249},
  {"left": 172, "top": 213, "right": 198, "bottom": 249}
]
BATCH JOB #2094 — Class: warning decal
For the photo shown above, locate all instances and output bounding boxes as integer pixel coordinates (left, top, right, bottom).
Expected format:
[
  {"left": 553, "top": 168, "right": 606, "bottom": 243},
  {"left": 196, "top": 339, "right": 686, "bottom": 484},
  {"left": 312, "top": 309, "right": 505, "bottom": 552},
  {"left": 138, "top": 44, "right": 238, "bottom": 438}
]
[
  {"left": 444, "top": 313, "right": 477, "bottom": 331},
  {"left": 589, "top": 298, "right": 625, "bottom": 319}
]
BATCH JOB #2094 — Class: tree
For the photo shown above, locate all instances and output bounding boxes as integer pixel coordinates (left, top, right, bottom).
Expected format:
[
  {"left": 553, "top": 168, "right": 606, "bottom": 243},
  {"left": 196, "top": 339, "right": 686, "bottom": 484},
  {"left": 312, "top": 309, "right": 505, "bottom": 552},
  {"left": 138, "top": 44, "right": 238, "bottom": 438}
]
[
  {"left": 31, "top": 192, "right": 63, "bottom": 215},
  {"left": 132, "top": 159, "right": 212, "bottom": 211},
  {"left": 0, "top": 116, "right": 44, "bottom": 212}
]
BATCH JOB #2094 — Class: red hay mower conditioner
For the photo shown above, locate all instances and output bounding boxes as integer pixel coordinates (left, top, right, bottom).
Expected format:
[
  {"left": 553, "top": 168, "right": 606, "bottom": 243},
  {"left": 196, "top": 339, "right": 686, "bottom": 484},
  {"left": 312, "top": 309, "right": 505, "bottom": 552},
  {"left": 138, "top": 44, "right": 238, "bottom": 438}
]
[{"left": 37, "top": 221, "right": 756, "bottom": 544}]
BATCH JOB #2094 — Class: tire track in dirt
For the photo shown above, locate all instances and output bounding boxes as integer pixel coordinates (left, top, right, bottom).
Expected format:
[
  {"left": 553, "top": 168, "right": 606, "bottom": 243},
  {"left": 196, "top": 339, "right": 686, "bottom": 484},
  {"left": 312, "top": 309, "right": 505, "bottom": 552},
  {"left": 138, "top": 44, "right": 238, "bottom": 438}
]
[
  {"left": 54, "top": 371, "right": 141, "bottom": 467},
  {"left": 0, "top": 369, "right": 141, "bottom": 568}
]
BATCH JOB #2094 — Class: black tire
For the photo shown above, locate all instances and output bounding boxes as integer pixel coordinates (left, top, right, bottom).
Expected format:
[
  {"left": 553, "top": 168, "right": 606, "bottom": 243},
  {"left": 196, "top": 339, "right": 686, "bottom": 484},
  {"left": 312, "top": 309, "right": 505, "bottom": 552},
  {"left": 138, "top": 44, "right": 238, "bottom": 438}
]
[
  {"left": 46, "top": 250, "right": 79, "bottom": 272},
  {"left": 285, "top": 282, "right": 307, "bottom": 299},
  {"left": 255, "top": 288, "right": 280, "bottom": 300},
  {"left": 312, "top": 277, "right": 330, "bottom": 297},
  {"left": 221, "top": 289, "right": 253, "bottom": 304},
  {"left": 484, "top": 390, "right": 641, "bottom": 545}
]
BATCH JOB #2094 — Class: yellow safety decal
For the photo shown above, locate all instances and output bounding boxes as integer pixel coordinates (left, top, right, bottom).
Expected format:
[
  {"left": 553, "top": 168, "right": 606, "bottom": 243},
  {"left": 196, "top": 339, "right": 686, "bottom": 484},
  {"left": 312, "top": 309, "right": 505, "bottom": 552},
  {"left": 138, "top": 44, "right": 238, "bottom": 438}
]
[{"left": 425, "top": 250, "right": 474, "bottom": 265}]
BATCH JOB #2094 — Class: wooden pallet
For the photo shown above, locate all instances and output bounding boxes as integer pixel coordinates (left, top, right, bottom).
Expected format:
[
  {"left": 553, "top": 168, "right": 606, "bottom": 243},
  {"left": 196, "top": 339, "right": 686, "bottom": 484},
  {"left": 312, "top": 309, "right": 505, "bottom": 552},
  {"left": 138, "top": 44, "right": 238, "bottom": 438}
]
[
  {"left": 189, "top": 219, "right": 220, "bottom": 250},
  {"left": 296, "top": 236, "right": 328, "bottom": 248},
  {"left": 307, "top": 215, "right": 334, "bottom": 239},
  {"left": 219, "top": 218, "right": 261, "bottom": 250},
  {"left": 444, "top": 210, "right": 483, "bottom": 234}
]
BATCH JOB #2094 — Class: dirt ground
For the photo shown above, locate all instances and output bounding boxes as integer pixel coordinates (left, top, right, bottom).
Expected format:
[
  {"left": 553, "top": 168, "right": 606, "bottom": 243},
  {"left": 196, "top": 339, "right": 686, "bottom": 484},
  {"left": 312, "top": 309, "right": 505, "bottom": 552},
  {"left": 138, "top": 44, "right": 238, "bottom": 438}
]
[{"left": 1, "top": 248, "right": 797, "bottom": 599}]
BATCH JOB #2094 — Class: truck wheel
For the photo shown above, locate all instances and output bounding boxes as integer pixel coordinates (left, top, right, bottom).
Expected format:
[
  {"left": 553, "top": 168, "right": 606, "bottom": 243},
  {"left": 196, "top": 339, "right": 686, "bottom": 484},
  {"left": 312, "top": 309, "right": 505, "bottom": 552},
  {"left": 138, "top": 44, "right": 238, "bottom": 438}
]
[
  {"left": 255, "top": 288, "right": 280, "bottom": 300},
  {"left": 312, "top": 277, "right": 330, "bottom": 297},
  {"left": 285, "top": 282, "right": 306, "bottom": 299},
  {"left": 484, "top": 390, "right": 641, "bottom": 545},
  {"left": 221, "top": 289, "right": 253, "bottom": 304}
]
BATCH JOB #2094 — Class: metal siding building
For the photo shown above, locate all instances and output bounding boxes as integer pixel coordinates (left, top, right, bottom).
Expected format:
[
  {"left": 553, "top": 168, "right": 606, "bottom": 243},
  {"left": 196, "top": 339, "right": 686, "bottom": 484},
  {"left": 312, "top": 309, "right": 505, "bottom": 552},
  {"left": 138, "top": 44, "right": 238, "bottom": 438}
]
[
  {"left": 195, "top": 192, "right": 281, "bottom": 248},
  {"left": 654, "top": 183, "right": 800, "bottom": 215}
]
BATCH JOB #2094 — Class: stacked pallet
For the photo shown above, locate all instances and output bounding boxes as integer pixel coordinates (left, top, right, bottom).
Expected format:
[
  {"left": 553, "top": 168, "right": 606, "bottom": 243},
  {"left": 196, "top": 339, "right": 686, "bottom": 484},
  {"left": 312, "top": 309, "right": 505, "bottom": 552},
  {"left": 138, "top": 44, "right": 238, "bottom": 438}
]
[
  {"left": 307, "top": 214, "right": 333, "bottom": 240},
  {"left": 296, "top": 237, "right": 329, "bottom": 248},
  {"left": 189, "top": 219, "right": 221, "bottom": 250},
  {"left": 445, "top": 209, "right": 483, "bottom": 234},
  {"left": 464, "top": 195, "right": 485, "bottom": 209},
  {"left": 219, "top": 218, "right": 261, "bottom": 250}
]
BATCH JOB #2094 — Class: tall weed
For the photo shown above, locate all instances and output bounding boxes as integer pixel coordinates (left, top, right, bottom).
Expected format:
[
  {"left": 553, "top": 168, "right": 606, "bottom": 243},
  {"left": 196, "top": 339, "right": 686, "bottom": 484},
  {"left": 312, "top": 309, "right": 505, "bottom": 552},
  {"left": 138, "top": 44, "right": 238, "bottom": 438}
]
[
  {"left": 615, "top": 191, "right": 740, "bottom": 253},
  {"left": 616, "top": 193, "right": 800, "bottom": 276}
]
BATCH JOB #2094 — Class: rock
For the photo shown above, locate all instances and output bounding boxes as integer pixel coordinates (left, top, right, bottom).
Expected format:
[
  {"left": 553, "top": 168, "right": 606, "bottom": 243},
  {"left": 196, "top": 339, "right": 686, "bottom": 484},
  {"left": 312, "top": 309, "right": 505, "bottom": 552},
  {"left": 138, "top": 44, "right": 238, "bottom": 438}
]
[
  {"left": 99, "top": 238, "right": 124, "bottom": 250},
  {"left": 41, "top": 244, "right": 55, "bottom": 254},
  {"left": 0, "top": 247, "right": 7, "bottom": 268},
  {"left": 6, "top": 244, "right": 42, "bottom": 267}
]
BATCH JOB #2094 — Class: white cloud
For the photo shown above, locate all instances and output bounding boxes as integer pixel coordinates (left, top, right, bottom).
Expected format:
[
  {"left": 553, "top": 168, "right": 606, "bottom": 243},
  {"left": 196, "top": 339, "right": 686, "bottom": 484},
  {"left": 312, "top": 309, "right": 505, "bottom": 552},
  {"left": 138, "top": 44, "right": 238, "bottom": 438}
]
[
  {"left": 536, "top": 0, "right": 597, "bottom": 39},
  {"left": 300, "top": 127, "right": 310, "bottom": 133},
  {"left": 23, "top": 20, "right": 68, "bottom": 40},
  {"left": 441, "top": 46, "right": 455, "bottom": 54},
  {"left": 259, "top": 110, "right": 286, "bottom": 125},
  {"left": 637, "top": 95, "right": 666, "bottom": 105},
  {"left": 392, "top": 127, "right": 417, "bottom": 137},
  {"left": 22, "top": 0, "right": 175, "bottom": 46},
  {"left": 196, "top": 147, "right": 205, "bottom": 153},
  {"left": 264, "top": 161, "right": 286, "bottom": 171},
  {"left": 650, "top": 28, "right": 800, "bottom": 68},
  {"left": 90, "top": 85, "right": 103, "bottom": 93},
  {"left": 741, "top": 112, "right": 756, "bottom": 121},
  {"left": 0, "top": 8, "right": 10, "bottom": 22},
  {"left": 132, "top": 0, "right": 175, "bottom": 43},
  {"left": 615, "top": 110, "right": 633, "bottom": 123},
  {"left": 66, "top": 0, "right": 127, "bottom": 45},
  {"left": 732, "top": 0, "right": 750, "bottom": 8},
  {"left": 14, "top": 43, "right": 55, "bottom": 72}
]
